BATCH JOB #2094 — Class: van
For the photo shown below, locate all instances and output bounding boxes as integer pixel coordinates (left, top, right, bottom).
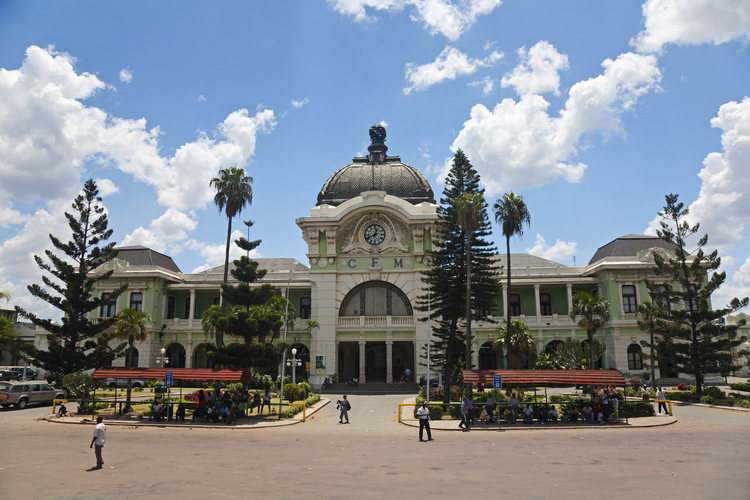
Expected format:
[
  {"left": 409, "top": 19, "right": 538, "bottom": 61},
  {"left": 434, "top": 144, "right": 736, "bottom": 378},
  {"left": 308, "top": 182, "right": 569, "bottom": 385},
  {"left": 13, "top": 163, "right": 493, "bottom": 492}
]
[{"left": 0, "top": 380, "right": 66, "bottom": 410}]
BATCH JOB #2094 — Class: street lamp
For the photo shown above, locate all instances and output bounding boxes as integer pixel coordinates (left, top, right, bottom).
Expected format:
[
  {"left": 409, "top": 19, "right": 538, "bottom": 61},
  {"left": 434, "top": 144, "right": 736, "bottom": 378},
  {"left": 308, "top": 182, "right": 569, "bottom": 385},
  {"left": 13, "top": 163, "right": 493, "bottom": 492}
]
[
  {"left": 286, "top": 347, "right": 302, "bottom": 385},
  {"left": 156, "top": 347, "right": 170, "bottom": 368}
]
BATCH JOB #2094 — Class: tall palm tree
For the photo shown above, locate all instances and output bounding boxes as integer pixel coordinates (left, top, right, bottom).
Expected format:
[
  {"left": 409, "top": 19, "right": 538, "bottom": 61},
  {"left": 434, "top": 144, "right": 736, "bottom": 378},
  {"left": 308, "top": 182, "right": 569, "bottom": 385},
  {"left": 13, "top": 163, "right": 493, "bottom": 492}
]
[
  {"left": 636, "top": 302, "right": 661, "bottom": 389},
  {"left": 569, "top": 292, "right": 611, "bottom": 369},
  {"left": 210, "top": 167, "right": 254, "bottom": 347},
  {"left": 493, "top": 319, "right": 536, "bottom": 369},
  {"left": 493, "top": 192, "right": 531, "bottom": 369},
  {"left": 114, "top": 308, "right": 151, "bottom": 412},
  {"left": 453, "top": 192, "right": 484, "bottom": 374}
]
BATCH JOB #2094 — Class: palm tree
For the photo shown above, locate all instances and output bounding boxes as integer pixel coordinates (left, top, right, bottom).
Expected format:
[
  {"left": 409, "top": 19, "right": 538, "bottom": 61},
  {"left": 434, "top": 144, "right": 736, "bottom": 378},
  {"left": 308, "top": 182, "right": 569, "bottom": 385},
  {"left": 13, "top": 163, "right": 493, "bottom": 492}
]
[
  {"left": 210, "top": 167, "right": 254, "bottom": 347},
  {"left": 636, "top": 302, "right": 661, "bottom": 389},
  {"left": 569, "top": 292, "right": 611, "bottom": 369},
  {"left": 114, "top": 308, "right": 151, "bottom": 412},
  {"left": 493, "top": 319, "right": 536, "bottom": 369},
  {"left": 493, "top": 192, "right": 531, "bottom": 369},
  {"left": 453, "top": 192, "right": 484, "bottom": 373}
]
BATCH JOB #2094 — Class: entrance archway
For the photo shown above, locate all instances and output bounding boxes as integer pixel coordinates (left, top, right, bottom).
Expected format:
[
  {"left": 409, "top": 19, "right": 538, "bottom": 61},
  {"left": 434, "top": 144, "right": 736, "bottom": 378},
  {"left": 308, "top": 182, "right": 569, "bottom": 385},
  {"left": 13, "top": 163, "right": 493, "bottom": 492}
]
[
  {"left": 165, "top": 343, "right": 186, "bottom": 368},
  {"left": 338, "top": 342, "right": 359, "bottom": 383},
  {"left": 192, "top": 343, "right": 215, "bottom": 369},
  {"left": 478, "top": 342, "right": 497, "bottom": 369},
  {"left": 365, "top": 342, "right": 387, "bottom": 382},
  {"left": 392, "top": 341, "right": 414, "bottom": 382}
]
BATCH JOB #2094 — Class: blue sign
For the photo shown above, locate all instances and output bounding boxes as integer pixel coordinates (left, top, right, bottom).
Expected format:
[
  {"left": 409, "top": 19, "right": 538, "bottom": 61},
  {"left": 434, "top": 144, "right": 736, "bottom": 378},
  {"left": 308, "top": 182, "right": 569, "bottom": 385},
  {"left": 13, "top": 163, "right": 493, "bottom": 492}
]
[
  {"left": 165, "top": 371, "right": 173, "bottom": 388},
  {"left": 493, "top": 374, "right": 502, "bottom": 389}
]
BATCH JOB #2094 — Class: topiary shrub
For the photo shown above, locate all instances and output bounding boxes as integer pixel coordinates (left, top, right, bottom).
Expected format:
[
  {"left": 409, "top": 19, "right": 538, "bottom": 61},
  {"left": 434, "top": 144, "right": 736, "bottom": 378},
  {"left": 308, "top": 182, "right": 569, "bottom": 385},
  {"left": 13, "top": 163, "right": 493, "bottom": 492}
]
[
  {"left": 619, "top": 401, "right": 655, "bottom": 418},
  {"left": 282, "top": 383, "right": 305, "bottom": 402},
  {"left": 628, "top": 377, "right": 644, "bottom": 388},
  {"left": 702, "top": 386, "right": 724, "bottom": 398},
  {"left": 298, "top": 381, "right": 312, "bottom": 398},
  {"left": 729, "top": 382, "right": 750, "bottom": 392}
]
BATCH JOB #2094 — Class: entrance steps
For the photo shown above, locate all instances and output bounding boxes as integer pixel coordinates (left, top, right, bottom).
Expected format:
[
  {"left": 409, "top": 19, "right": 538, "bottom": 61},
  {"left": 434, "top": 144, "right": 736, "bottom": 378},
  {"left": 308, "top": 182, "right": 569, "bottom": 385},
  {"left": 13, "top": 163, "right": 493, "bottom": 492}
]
[{"left": 320, "top": 382, "right": 419, "bottom": 395}]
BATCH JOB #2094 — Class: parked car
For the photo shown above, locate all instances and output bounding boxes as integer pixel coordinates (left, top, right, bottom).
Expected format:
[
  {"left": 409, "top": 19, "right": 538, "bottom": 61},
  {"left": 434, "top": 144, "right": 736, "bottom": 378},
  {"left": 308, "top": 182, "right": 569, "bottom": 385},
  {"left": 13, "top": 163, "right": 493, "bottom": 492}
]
[
  {"left": 0, "top": 380, "right": 66, "bottom": 409},
  {"left": 9, "top": 367, "right": 38, "bottom": 380},
  {"left": 0, "top": 370, "right": 18, "bottom": 381},
  {"left": 106, "top": 378, "right": 146, "bottom": 389}
]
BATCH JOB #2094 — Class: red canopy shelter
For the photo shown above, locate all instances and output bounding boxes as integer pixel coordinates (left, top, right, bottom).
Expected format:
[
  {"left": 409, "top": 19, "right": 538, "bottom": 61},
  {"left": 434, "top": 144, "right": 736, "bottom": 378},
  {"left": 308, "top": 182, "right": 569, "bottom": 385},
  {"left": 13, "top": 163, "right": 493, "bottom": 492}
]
[
  {"left": 94, "top": 367, "right": 247, "bottom": 381},
  {"left": 462, "top": 369, "right": 625, "bottom": 387}
]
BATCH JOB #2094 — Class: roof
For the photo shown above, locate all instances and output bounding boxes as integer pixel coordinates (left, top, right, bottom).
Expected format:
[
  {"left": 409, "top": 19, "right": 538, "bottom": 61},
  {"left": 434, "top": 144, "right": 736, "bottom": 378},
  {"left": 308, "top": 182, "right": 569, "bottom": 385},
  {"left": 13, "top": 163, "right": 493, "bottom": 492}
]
[
  {"left": 462, "top": 369, "right": 626, "bottom": 387},
  {"left": 94, "top": 367, "right": 247, "bottom": 381},
  {"left": 115, "top": 246, "right": 182, "bottom": 273},
  {"left": 588, "top": 235, "right": 678, "bottom": 265},
  {"left": 199, "top": 258, "right": 309, "bottom": 275},
  {"left": 494, "top": 254, "right": 567, "bottom": 269},
  {"left": 317, "top": 126, "right": 434, "bottom": 206}
]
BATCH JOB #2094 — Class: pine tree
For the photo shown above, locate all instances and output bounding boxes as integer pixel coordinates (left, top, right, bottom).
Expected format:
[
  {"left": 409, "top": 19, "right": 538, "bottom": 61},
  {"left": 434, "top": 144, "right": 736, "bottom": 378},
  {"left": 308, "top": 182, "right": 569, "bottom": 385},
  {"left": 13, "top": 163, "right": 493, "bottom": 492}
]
[
  {"left": 201, "top": 222, "right": 286, "bottom": 369},
  {"left": 417, "top": 150, "right": 500, "bottom": 402},
  {"left": 647, "top": 194, "right": 748, "bottom": 395},
  {"left": 17, "top": 179, "right": 127, "bottom": 385}
]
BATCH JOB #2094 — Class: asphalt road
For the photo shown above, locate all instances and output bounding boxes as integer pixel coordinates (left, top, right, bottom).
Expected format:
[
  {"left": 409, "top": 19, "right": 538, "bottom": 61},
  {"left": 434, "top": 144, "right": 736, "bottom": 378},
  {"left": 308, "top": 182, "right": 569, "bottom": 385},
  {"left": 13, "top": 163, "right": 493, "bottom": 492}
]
[{"left": 1, "top": 395, "right": 748, "bottom": 499}]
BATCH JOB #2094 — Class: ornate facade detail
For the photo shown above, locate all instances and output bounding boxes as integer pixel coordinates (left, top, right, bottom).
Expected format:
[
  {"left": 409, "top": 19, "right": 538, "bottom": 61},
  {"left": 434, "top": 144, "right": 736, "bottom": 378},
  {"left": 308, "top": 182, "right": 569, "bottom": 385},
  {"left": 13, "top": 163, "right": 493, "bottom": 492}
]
[{"left": 339, "top": 212, "right": 409, "bottom": 254}]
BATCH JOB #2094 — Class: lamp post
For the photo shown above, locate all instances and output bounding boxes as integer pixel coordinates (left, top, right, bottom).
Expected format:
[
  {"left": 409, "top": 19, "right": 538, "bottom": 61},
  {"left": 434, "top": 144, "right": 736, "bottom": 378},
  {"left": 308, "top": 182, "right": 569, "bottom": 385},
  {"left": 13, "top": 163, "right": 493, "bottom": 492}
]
[
  {"left": 157, "top": 347, "right": 170, "bottom": 368},
  {"left": 287, "top": 347, "right": 302, "bottom": 385}
]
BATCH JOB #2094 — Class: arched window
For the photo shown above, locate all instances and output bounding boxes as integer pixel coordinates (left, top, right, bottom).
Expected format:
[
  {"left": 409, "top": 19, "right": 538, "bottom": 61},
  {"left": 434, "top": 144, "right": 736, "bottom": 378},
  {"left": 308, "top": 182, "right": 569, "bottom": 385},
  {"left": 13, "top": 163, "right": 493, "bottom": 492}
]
[
  {"left": 339, "top": 281, "right": 412, "bottom": 316},
  {"left": 192, "top": 343, "right": 215, "bottom": 369},
  {"left": 544, "top": 340, "right": 563, "bottom": 354},
  {"left": 627, "top": 343, "right": 643, "bottom": 370},
  {"left": 125, "top": 347, "right": 139, "bottom": 367},
  {"left": 165, "top": 343, "right": 186, "bottom": 368},
  {"left": 479, "top": 342, "right": 497, "bottom": 369}
]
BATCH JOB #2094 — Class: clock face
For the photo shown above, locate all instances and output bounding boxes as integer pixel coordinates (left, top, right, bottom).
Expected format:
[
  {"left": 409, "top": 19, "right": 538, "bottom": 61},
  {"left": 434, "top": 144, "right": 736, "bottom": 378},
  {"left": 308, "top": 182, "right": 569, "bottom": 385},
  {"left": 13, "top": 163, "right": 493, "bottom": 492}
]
[{"left": 364, "top": 224, "right": 386, "bottom": 245}]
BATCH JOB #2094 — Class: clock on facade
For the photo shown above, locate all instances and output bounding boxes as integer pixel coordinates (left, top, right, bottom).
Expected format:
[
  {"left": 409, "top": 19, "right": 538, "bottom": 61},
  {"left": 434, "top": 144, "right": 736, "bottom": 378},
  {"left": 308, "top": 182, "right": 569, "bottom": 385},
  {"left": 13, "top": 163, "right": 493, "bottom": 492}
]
[{"left": 364, "top": 224, "right": 386, "bottom": 245}]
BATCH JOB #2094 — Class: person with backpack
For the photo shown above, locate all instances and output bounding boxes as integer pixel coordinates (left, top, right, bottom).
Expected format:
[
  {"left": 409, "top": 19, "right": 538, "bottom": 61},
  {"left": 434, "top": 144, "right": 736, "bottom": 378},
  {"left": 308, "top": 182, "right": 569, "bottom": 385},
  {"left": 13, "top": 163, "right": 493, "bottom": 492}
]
[{"left": 338, "top": 395, "right": 351, "bottom": 424}]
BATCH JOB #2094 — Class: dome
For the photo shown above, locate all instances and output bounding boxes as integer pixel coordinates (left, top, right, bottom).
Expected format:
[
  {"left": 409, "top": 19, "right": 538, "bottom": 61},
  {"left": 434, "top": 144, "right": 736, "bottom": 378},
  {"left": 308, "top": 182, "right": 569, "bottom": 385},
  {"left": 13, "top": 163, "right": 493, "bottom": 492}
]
[{"left": 316, "top": 125, "right": 435, "bottom": 206}]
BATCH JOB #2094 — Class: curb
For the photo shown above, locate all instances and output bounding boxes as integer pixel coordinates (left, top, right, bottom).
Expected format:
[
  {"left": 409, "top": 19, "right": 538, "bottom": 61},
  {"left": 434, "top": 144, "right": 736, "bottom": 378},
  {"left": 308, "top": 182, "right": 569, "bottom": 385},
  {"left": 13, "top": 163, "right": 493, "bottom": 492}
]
[
  {"left": 42, "top": 398, "right": 331, "bottom": 430},
  {"left": 672, "top": 401, "right": 750, "bottom": 413},
  {"left": 399, "top": 416, "right": 678, "bottom": 431}
]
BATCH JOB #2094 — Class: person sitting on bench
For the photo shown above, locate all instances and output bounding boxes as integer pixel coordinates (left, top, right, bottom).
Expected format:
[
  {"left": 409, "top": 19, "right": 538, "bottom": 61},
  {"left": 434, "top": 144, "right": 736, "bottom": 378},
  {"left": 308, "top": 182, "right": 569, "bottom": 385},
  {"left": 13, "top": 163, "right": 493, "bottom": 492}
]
[{"left": 149, "top": 402, "right": 163, "bottom": 421}]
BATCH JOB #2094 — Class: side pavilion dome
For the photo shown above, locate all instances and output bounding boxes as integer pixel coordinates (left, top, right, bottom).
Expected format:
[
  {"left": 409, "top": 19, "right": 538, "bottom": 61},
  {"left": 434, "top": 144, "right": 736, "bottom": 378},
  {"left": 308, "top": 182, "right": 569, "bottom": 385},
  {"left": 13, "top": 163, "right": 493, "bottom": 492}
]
[{"left": 316, "top": 125, "right": 435, "bottom": 206}]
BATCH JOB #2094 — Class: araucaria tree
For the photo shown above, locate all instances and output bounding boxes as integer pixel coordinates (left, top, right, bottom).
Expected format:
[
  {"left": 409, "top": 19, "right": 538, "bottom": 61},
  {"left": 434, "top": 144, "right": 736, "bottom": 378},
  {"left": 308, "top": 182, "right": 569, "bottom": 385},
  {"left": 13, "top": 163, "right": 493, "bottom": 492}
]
[
  {"left": 210, "top": 166, "right": 254, "bottom": 348},
  {"left": 16, "top": 179, "right": 127, "bottom": 385},
  {"left": 569, "top": 292, "right": 611, "bottom": 369},
  {"left": 646, "top": 194, "right": 748, "bottom": 395},
  {"left": 493, "top": 192, "right": 531, "bottom": 370},
  {"left": 201, "top": 222, "right": 287, "bottom": 370},
  {"left": 418, "top": 150, "right": 500, "bottom": 402}
]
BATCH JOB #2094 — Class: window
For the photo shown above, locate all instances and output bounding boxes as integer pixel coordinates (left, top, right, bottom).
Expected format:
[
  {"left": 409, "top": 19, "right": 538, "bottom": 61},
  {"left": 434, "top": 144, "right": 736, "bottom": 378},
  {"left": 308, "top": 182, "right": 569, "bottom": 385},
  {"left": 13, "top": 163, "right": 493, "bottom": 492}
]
[
  {"left": 627, "top": 344, "right": 643, "bottom": 370},
  {"left": 167, "top": 296, "right": 175, "bottom": 319},
  {"left": 184, "top": 297, "right": 191, "bottom": 319},
  {"left": 339, "top": 281, "right": 412, "bottom": 317},
  {"left": 540, "top": 293, "right": 552, "bottom": 316},
  {"left": 685, "top": 284, "right": 698, "bottom": 312},
  {"left": 510, "top": 294, "right": 521, "bottom": 316},
  {"left": 622, "top": 285, "right": 637, "bottom": 314},
  {"left": 299, "top": 297, "right": 311, "bottom": 319},
  {"left": 129, "top": 292, "right": 143, "bottom": 312},
  {"left": 99, "top": 293, "right": 117, "bottom": 318},
  {"left": 650, "top": 284, "right": 671, "bottom": 309}
]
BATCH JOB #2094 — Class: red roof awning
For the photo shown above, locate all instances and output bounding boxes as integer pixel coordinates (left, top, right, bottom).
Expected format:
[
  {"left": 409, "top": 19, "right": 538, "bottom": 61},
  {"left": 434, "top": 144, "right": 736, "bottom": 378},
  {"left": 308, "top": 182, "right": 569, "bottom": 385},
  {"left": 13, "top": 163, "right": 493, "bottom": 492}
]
[
  {"left": 94, "top": 367, "right": 247, "bottom": 381},
  {"left": 462, "top": 369, "right": 625, "bottom": 387}
]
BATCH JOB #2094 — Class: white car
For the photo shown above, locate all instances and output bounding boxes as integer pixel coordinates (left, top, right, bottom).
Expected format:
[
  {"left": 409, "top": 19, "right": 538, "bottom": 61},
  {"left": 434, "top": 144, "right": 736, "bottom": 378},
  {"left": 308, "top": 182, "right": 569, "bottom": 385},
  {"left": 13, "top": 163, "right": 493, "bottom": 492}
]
[{"left": 106, "top": 378, "right": 146, "bottom": 389}]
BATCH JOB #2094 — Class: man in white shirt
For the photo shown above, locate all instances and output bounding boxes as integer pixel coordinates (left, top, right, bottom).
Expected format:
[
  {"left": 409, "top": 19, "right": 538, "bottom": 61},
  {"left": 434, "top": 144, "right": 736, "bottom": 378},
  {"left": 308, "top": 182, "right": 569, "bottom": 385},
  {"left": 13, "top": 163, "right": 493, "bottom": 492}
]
[
  {"left": 417, "top": 402, "right": 433, "bottom": 441},
  {"left": 89, "top": 416, "right": 106, "bottom": 470},
  {"left": 657, "top": 387, "right": 669, "bottom": 414}
]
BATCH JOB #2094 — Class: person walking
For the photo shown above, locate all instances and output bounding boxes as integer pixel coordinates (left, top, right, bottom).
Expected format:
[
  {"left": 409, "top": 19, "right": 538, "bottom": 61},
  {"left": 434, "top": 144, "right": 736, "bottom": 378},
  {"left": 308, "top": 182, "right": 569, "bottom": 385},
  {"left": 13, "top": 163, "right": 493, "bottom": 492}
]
[
  {"left": 657, "top": 387, "right": 669, "bottom": 414},
  {"left": 458, "top": 396, "right": 470, "bottom": 431},
  {"left": 89, "top": 416, "right": 106, "bottom": 470},
  {"left": 338, "top": 395, "right": 350, "bottom": 423},
  {"left": 417, "top": 402, "right": 433, "bottom": 441}
]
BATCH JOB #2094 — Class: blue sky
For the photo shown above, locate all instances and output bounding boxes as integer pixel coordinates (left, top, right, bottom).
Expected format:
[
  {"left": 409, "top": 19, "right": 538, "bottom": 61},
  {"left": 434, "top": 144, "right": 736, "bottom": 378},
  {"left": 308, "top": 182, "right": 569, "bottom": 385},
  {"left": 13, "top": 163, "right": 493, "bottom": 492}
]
[{"left": 1, "top": 0, "right": 749, "bottom": 319}]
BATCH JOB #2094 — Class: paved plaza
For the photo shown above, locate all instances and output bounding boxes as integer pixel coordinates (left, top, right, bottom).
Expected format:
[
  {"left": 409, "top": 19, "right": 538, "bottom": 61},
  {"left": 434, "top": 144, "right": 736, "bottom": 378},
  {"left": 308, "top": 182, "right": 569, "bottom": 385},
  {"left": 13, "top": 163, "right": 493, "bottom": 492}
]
[{"left": 1, "top": 395, "right": 749, "bottom": 499}]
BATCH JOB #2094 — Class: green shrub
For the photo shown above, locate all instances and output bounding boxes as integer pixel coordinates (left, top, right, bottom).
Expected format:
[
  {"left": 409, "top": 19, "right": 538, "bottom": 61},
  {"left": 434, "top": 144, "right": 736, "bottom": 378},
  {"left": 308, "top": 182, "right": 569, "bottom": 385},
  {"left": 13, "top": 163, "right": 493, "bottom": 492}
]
[
  {"left": 700, "top": 395, "right": 714, "bottom": 404},
  {"left": 77, "top": 400, "right": 111, "bottom": 414},
  {"left": 729, "top": 382, "right": 750, "bottom": 392},
  {"left": 619, "top": 401, "right": 655, "bottom": 418},
  {"left": 61, "top": 372, "right": 103, "bottom": 399},
  {"left": 736, "top": 399, "right": 750, "bottom": 408},
  {"left": 298, "top": 381, "right": 312, "bottom": 398},
  {"left": 282, "top": 383, "right": 306, "bottom": 402},
  {"left": 665, "top": 390, "right": 695, "bottom": 402},
  {"left": 702, "top": 386, "right": 724, "bottom": 398},
  {"left": 411, "top": 405, "right": 444, "bottom": 420},
  {"left": 628, "top": 376, "right": 644, "bottom": 388}
]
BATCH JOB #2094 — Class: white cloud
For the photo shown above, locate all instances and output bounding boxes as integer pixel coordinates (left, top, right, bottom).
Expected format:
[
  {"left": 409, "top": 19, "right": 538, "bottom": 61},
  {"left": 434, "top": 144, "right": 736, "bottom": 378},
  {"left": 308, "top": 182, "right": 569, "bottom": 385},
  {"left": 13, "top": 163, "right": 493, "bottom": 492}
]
[
  {"left": 646, "top": 97, "right": 750, "bottom": 253},
  {"left": 198, "top": 94, "right": 206, "bottom": 102},
  {"left": 291, "top": 97, "right": 310, "bottom": 109},
  {"left": 469, "top": 76, "right": 495, "bottom": 95},
  {"left": 501, "top": 41, "right": 569, "bottom": 96},
  {"left": 404, "top": 46, "right": 502, "bottom": 94},
  {"left": 446, "top": 50, "right": 661, "bottom": 195},
  {"left": 94, "top": 178, "right": 119, "bottom": 197},
  {"left": 526, "top": 233, "right": 577, "bottom": 262},
  {"left": 328, "top": 0, "right": 502, "bottom": 40},
  {"left": 633, "top": 0, "right": 750, "bottom": 53},
  {"left": 119, "top": 68, "right": 133, "bottom": 83},
  {"left": 0, "top": 46, "right": 276, "bottom": 318}
]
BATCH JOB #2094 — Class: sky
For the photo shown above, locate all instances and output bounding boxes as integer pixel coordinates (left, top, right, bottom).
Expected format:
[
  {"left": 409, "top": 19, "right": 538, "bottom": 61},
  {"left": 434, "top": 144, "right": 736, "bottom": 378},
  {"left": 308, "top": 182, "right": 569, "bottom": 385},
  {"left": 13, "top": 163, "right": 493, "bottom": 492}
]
[{"left": 0, "top": 0, "right": 749, "bottom": 320}]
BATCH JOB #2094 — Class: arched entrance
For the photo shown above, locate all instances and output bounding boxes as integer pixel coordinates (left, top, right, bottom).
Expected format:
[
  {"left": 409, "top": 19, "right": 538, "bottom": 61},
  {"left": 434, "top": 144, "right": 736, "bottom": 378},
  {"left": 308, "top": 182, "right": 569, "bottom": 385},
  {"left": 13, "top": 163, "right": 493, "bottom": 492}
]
[
  {"left": 192, "top": 343, "right": 215, "bottom": 369},
  {"left": 479, "top": 342, "right": 497, "bottom": 369},
  {"left": 165, "top": 343, "right": 186, "bottom": 368},
  {"left": 125, "top": 347, "right": 139, "bottom": 367}
]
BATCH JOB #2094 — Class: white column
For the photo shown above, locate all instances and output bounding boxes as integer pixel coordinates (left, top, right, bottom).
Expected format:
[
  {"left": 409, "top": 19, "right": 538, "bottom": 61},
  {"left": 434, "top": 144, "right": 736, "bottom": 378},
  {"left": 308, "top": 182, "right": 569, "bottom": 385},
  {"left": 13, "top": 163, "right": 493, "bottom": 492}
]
[
  {"left": 386, "top": 340, "right": 393, "bottom": 383},
  {"left": 188, "top": 288, "right": 196, "bottom": 328},
  {"left": 566, "top": 284, "right": 573, "bottom": 316},
  {"left": 502, "top": 285, "right": 508, "bottom": 317},
  {"left": 534, "top": 284, "right": 541, "bottom": 321},
  {"left": 359, "top": 340, "right": 366, "bottom": 384}
]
